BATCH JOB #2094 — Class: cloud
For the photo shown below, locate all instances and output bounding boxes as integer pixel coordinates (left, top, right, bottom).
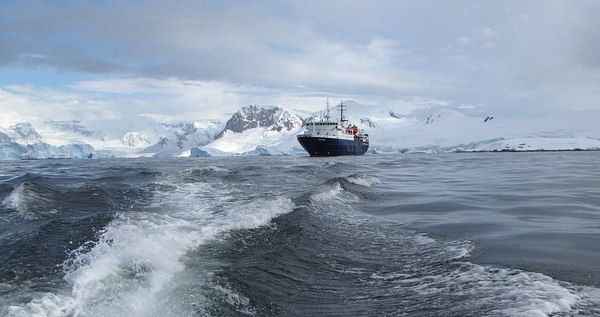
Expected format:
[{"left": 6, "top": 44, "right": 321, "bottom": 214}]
[
  {"left": 456, "top": 36, "right": 471, "bottom": 46},
  {"left": 476, "top": 27, "right": 497, "bottom": 39},
  {"left": 1, "top": 79, "right": 259, "bottom": 122},
  {"left": 502, "top": 0, "right": 600, "bottom": 110},
  {"left": 1, "top": 0, "right": 599, "bottom": 121},
  {"left": 0, "top": 1, "right": 453, "bottom": 95},
  {"left": 0, "top": 85, "right": 123, "bottom": 123},
  {"left": 0, "top": 78, "right": 351, "bottom": 122},
  {"left": 453, "top": 26, "right": 497, "bottom": 49}
]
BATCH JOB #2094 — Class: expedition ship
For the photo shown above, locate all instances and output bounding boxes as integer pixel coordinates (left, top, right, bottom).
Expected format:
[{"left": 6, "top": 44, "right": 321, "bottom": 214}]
[{"left": 297, "top": 101, "right": 369, "bottom": 156}]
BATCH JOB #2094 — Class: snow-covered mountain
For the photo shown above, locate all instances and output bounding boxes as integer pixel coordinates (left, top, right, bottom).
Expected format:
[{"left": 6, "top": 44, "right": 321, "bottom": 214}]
[
  {"left": 1, "top": 123, "right": 43, "bottom": 144},
  {"left": 0, "top": 122, "right": 107, "bottom": 160},
  {"left": 1, "top": 102, "right": 599, "bottom": 160},
  {"left": 142, "top": 121, "right": 223, "bottom": 157},
  {"left": 45, "top": 120, "right": 104, "bottom": 139},
  {"left": 369, "top": 108, "right": 600, "bottom": 153},
  {"left": 215, "top": 105, "right": 303, "bottom": 137},
  {"left": 0, "top": 116, "right": 224, "bottom": 160},
  {"left": 121, "top": 132, "right": 152, "bottom": 148},
  {"left": 199, "top": 105, "right": 304, "bottom": 156},
  {"left": 198, "top": 102, "right": 600, "bottom": 156}
]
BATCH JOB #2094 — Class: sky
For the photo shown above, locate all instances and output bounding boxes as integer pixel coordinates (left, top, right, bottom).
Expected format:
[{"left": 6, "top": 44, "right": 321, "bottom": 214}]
[{"left": 1, "top": 0, "right": 599, "bottom": 123}]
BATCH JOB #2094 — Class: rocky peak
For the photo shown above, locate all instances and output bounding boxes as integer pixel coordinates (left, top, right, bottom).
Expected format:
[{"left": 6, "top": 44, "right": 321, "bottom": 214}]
[
  {"left": 216, "top": 105, "right": 302, "bottom": 138},
  {"left": 425, "top": 109, "right": 467, "bottom": 124},
  {"left": 45, "top": 120, "right": 104, "bottom": 139},
  {"left": 9, "top": 123, "right": 42, "bottom": 144}
]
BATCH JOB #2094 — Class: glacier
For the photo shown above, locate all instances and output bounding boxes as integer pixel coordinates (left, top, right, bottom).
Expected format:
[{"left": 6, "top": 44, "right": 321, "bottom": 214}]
[{"left": 1, "top": 102, "right": 599, "bottom": 160}]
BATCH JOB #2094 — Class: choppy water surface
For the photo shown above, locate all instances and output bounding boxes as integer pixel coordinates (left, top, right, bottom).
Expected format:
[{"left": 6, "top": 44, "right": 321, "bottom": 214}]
[{"left": 1, "top": 152, "right": 599, "bottom": 316}]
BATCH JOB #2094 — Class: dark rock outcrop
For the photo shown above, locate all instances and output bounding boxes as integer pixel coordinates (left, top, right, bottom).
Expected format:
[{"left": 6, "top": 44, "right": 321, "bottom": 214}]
[{"left": 215, "top": 105, "right": 302, "bottom": 138}]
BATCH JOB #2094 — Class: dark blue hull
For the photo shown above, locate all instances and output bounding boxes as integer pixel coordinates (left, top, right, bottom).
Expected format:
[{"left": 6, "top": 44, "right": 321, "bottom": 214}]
[{"left": 297, "top": 135, "right": 369, "bottom": 157}]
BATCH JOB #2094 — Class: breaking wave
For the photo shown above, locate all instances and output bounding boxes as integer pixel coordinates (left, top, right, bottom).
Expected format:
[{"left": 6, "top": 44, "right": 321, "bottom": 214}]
[
  {"left": 2, "top": 183, "right": 60, "bottom": 220},
  {"left": 6, "top": 176, "right": 295, "bottom": 317},
  {"left": 344, "top": 173, "right": 381, "bottom": 187},
  {"left": 2, "top": 155, "right": 600, "bottom": 316},
  {"left": 289, "top": 177, "right": 598, "bottom": 316}
]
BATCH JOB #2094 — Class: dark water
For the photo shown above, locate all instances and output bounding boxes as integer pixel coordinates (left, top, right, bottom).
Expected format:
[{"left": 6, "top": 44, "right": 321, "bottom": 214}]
[{"left": 1, "top": 153, "right": 599, "bottom": 316}]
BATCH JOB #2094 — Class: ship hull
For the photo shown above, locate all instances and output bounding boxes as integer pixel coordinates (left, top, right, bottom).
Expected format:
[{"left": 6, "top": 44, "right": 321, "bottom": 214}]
[{"left": 297, "top": 135, "right": 368, "bottom": 157}]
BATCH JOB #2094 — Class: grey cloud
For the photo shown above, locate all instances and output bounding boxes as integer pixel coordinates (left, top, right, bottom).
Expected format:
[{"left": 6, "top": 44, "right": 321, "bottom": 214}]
[{"left": 1, "top": 0, "right": 599, "bottom": 118}]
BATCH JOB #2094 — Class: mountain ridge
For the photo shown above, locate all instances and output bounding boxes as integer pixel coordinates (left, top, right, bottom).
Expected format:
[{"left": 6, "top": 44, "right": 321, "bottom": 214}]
[{"left": 1, "top": 103, "right": 600, "bottom": 159}]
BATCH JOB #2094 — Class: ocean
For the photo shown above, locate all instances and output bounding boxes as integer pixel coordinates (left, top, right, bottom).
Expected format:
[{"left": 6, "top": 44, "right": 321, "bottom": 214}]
[{"left": 1, "top": 152, "right": 599, "bottom": 316}]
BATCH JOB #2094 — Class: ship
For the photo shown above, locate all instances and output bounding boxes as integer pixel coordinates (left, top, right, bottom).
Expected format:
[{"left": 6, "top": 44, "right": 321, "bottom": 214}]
[{"left": 297, "top": 100, "right": 369, "bottom": 156}]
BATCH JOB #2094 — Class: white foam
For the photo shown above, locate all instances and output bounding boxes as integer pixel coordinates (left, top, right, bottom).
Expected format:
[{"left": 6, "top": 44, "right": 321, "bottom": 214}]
[
  {"left": 310, "top": 182, "right": 345, "bottom": 203},
  {"left": 310, "top": 181, "right": 363, "bottom": 206},
  {"left": 401, "top": 262, "right": 583, "bottom": 316},
  {"left": 575, "top": 286, "right": 600, "bottom": 315},
  {"left": 8, "top": 180, "right": 295, "bottom": 317},
  {"left": 8, "top": 293, "right": 76, "bottom": 317},
  {"left": 490, "top": 270, "right": 580, "bottom": 316},
  {"left": 2, "top": 184, "right": 23, "bottom": 211},
  {"left": 444, "top": 241, "right": 474, "bottom": 259},
  {"left": 344, "top": 174, "right": 381, "bottom": 187},
  {"left": 413, "top": 233, "right": 436, "bottom": 246},
  {"left": 1, "top": 184, "right": 58, "bottom": 220},
  {"left": 212, "top": 285, "right": 254, "bottom": 314},
  {"left": 354, "top": 228, "right": 589, "bottom": 317}
]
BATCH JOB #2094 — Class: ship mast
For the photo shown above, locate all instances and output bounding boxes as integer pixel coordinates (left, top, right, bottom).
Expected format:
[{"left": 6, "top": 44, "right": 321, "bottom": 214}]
[
  {"left": 325, "top": 98, "right": 331, "bottom": 121},
  {"left": 339, "top": 100, "right": 347, "bottom": 123}
]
